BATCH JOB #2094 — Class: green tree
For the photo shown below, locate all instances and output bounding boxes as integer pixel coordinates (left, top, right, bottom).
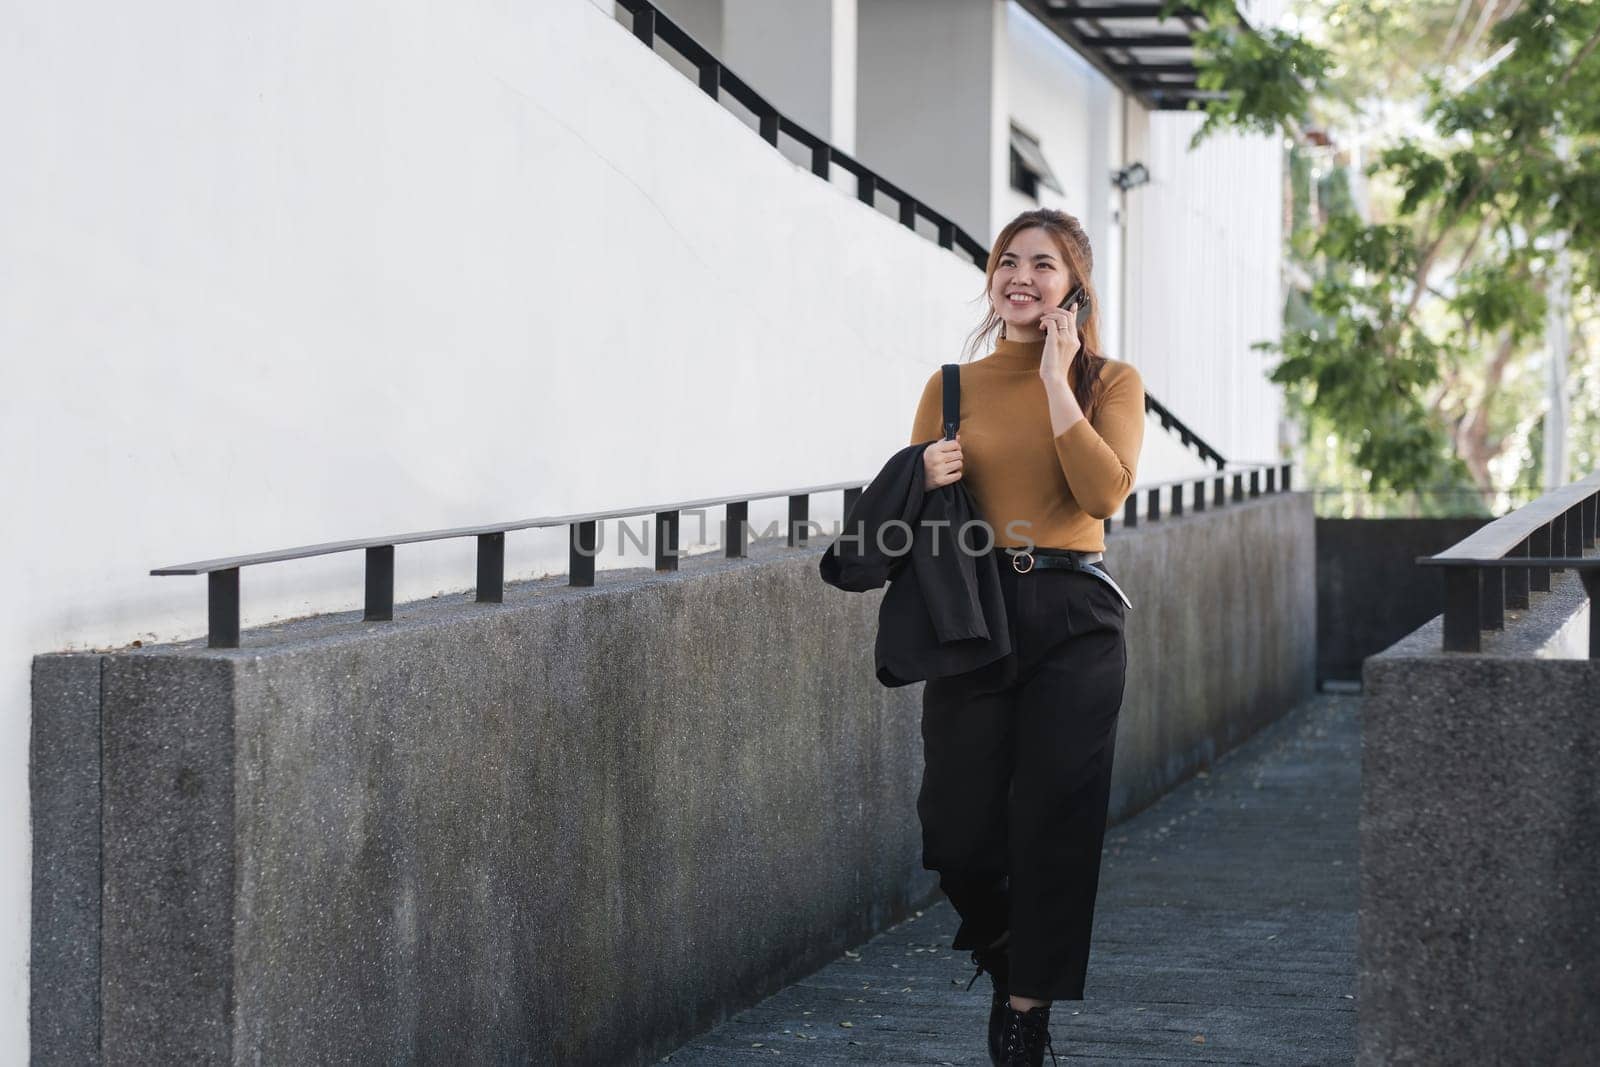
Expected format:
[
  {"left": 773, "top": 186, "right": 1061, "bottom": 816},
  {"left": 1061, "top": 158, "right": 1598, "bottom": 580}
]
[{"left": 1176, "top": 0, "right": 1600, "bottom": 497}]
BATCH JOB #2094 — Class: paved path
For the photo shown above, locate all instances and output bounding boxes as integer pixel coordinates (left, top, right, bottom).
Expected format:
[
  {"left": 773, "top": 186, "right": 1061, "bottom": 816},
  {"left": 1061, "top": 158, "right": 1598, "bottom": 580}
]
[{"left": 659, "top": 693, "right": 1359, "bottom": 1065}]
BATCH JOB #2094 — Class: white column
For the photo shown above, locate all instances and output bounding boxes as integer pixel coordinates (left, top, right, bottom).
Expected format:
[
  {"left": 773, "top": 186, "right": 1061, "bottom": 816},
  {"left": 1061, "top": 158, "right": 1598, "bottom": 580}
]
[
  {"left": 653, "top": 0, "right": 725, "bottom": 52},
  {"left": 1545, "top": 134, "right": 1572, "bottom": 491},
  {"left": 1545, "top": 238, "right": 1572, "bottom": 490},
  {"left": 722, "top": 0, "right": 857, "bottom": 151},
  {"left": 856, "top": 0, "right": 1002, "bottom": 243}
]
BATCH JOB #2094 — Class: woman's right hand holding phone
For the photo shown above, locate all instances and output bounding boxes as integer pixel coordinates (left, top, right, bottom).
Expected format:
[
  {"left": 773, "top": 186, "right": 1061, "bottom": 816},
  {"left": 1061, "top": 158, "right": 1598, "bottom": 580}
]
[{"left": 922, "top": 433, "right": 963, "bottom": 490}]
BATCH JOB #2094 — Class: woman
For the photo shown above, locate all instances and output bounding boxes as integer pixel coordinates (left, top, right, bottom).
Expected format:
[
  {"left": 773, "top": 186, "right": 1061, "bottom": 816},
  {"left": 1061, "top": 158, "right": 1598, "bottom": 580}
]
[{"left": 907, "top": 208, "right": 1145, "bottom": 1066}]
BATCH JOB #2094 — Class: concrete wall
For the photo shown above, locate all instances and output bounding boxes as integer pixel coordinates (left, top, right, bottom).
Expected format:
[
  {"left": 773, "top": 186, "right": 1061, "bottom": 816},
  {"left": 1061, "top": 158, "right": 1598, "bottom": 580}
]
[
  {"left": 32, "top": 491, "right": 1314, "bottom": 1064},
  {"left": 1315, "top": 518, "right": 1492, "bottom": 683},
  {"left": 1362, "top": 563, "right": 1600, "bottom": 1064},
  {"left": 1107, "top": 490, "right": 1317, "bottom": 814},
  {"left": 1, "top": 2, "right": 987, "bottom": 1052}
]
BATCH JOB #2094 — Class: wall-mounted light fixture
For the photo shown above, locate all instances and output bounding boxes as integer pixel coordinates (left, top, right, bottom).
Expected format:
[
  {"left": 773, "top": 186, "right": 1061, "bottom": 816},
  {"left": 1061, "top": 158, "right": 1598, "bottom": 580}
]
[{"left": 1111, "top": 162, "right": 1150, "bottom": 191}]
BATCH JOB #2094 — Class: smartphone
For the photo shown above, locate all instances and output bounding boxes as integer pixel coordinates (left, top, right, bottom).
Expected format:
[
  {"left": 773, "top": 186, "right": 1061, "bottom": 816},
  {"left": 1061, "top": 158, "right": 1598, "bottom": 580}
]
[
  {"left": 1062, "top": 283, "right": 1088, "bottom": 329},
  {"left": 1060, "top": 285, "right": 1091, "bottom": 329}
]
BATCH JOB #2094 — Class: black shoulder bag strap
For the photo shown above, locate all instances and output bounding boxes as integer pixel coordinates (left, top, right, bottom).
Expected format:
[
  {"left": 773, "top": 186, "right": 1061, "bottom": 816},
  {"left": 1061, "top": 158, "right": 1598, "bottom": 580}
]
[{"left": 941, "top": 363, "right": 960, "bottom": 441}]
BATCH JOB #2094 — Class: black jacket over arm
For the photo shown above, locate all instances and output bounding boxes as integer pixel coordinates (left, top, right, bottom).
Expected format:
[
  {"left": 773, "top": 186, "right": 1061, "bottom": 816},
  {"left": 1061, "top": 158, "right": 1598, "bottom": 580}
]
[{"left": 819, "top": 442, "right": 1011, "bottom": 687}]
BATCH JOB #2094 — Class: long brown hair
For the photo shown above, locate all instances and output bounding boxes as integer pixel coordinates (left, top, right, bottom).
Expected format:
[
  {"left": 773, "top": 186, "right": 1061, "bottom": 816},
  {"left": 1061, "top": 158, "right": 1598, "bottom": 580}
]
[{"left": 961, "top": 208, "right": 1108, "bottom": 420}]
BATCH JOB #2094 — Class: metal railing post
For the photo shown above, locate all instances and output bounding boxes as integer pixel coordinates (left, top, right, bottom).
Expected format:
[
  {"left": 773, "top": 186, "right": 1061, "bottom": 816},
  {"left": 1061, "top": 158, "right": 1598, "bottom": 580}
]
[
  {"left": 655, "top": 510, "right": 680, "bottom": 571},
  {"left": 1441, "top": 568, "right": 1480, "bottom": 652},
  {"left": 788, "top": 494, "right": 809, "bottom": 547},
  {"left": 365, "top": 546, "right": 394, "bottom": 622},
  {"left": 208, "top": 569, "right": 240, "bottom": 649},
  {"left": 726, "top": 501, "right": 749, "bottom": 558},
  {"left": 1530, "top": 524, "right": 1551, "bottom": 592},
  {"left": 1504, "top": 538, "right": 1529, "bottom": 610},
  {"left": 476, "top": 533, "right": 504, "bottom": 603},
  {"left": 569, "top": 521, "right": 597, "bottom": 588}
]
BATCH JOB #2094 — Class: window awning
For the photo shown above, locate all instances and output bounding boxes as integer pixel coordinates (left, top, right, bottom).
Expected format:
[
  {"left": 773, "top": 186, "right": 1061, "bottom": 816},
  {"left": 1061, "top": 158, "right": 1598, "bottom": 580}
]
[
  {"left": 1010, "top": 124, "right": 1065, "bottom": 194},
  {"left": 1016, "top": 1, "right": 1241, "bottom": 111}
]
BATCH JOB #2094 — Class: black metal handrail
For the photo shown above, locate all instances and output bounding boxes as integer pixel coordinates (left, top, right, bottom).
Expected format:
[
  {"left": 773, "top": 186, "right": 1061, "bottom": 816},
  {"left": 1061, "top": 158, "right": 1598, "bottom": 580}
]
[
  {"left": 610, "top": 0, "right": 1230, "bottom": 472},
  {"left": 1120, "top": 461, "right": 1292, "bottom": 528},
  {"left": 1144, "top": 394, "right": 1226, "bottom": 468},
  {"left": 154, "top": 480, "right": 862, "bottom": 649},
  {"left": 614, "top": 0, "right": 988, "bottom": 267},
  {"left": 1416, "top": 470, "right": 1600, "bottom": 656},
  {"left": 1310, "top": 485, "right": 1548, "bottom": 519},
  {"left": 148, "top": 4, "right": 1284, "bottom": 649},
  {"left": 153, "top": 458, "right": 1294, "bottom": 650}
]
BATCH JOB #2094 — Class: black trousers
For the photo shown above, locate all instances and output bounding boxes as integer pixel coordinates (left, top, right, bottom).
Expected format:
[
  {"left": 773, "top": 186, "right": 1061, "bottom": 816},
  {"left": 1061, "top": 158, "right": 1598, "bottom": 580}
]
[{"left": 917, "top": 546, "right": 1128, "bottom": 1001}]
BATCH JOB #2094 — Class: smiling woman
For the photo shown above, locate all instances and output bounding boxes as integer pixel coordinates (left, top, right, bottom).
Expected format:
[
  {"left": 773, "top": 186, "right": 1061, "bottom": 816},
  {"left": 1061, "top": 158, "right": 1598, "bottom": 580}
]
[
  {"left": 903, "top": 207, "right": 1146, "bottom": 1066},
  {"left": 911, "top": 211, "right": 1145, "bottom": 551}
]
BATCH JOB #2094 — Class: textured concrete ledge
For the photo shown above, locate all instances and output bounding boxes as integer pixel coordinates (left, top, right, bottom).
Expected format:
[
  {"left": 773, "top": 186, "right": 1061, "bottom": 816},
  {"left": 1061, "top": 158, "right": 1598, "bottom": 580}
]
[
  {"left": 1361, "top": 557, "right": 1600, "bottom": 1065},
  {"left": 30, "top": 654, "right": 103, "bottom": 1065},
  {"left": 30, "top": 491, "right": 1315, "bottom": 1065},
  {"left": 1105, "top": 490, "right": 1317, "bottom": 823}
]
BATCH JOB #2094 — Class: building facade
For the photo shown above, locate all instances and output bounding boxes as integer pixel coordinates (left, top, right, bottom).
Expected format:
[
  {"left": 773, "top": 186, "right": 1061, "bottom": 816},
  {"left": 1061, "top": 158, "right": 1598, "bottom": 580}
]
[{"left": 3, "top": 2, "right": 1290, "bottom": 1057}]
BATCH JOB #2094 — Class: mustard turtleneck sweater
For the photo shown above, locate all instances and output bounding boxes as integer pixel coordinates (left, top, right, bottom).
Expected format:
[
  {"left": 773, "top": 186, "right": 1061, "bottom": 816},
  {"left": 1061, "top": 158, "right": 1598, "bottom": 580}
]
[{"left": 909, "top": 337, "right": 1146, "bottom": 552}]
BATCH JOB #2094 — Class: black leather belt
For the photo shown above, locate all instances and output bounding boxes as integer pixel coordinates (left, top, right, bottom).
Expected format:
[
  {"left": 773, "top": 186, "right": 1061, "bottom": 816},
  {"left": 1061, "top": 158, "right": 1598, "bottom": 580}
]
[
  {"left": 999, "top": 547, "right": 1133, "bottom": 611},
  {"left": 1002, "top": 547, "right": 1103, "bottom": 574}
]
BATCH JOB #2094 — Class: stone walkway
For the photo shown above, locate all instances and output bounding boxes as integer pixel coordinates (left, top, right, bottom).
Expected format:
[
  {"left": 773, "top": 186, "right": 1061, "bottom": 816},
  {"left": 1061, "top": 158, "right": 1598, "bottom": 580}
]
[{"left": 659, "top": 693, "right": 1359, "bottom": 1065}]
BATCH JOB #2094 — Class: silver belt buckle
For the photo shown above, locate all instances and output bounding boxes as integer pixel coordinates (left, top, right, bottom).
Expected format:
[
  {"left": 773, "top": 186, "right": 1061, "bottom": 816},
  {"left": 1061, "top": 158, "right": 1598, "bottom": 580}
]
[{"left": 1010, "top": 550, "right": 1034, "bottom": 574}]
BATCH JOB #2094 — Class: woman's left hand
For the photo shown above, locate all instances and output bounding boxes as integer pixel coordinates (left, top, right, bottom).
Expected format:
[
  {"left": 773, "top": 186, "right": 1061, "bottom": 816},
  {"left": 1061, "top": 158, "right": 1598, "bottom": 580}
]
[{"left": 1038, "top": 306, "right": 1081, "bottom": 386}]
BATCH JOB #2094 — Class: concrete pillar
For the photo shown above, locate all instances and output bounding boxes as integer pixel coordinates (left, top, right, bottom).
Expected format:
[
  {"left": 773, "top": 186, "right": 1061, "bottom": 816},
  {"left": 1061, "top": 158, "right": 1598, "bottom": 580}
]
[
  {"left": 646, "top": 1, "right": 858, "bottom": 171},
  {"left": 857, "top": 0, "right": 1002, "bottom": 243},
  {"left": 654, "top": 0, "right": 724, "bottom": 52},
  {"left": 722, "top": 0, "right": 857, "bottom": 152}
]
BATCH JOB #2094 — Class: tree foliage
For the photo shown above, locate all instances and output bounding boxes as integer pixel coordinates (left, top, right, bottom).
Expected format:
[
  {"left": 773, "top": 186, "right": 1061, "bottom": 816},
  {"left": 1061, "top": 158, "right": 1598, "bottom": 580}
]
[
  {"left": 1169, "top": 0, "right": 1336, "bottom": 147},
  {"left": 1177, "top": 0, "right": 1600, "bottom": 494}
]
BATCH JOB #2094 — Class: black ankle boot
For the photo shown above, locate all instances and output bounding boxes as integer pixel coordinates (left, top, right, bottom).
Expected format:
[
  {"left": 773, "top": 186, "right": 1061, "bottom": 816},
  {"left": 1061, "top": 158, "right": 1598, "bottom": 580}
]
[
  {"left": 997, "top": 1001, "right": 1056, "bottom": 1066},
  {"left": 963, "top": 932, "right": 1011, "bottom": 1065},
  {"left": 987, "top": 985, "right": 1009, "bottom": 1065}
]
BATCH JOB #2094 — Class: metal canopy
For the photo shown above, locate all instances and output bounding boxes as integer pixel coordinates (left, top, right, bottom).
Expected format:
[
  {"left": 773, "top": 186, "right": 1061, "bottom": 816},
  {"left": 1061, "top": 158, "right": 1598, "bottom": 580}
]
[
  {"left": 1015, "top": 1, "right": 1240, "bottom": 111},
  {"left": 1010, "top": 123, "right": 1066, "bottom": 193}
]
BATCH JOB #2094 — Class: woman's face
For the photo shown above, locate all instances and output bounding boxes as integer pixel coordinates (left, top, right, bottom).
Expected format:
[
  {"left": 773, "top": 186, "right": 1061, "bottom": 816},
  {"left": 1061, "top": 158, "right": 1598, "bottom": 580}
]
[{"left": 990, "top": 227, "right": 1074, "bottom": 338}]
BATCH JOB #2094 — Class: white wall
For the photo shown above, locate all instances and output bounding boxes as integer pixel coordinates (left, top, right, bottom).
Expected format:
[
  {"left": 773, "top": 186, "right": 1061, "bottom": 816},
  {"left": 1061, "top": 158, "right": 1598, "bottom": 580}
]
[
  {"left": 1000, "top": 1, "right": 1125, "bottom": 364},
  {"left": 645, "top": 0, "right": 1287, "bottom": 474},
  {"left": 1122, "top": 105, "right": 1286, "bottom": 464},
  {"left": 0, "top": 0, "right": 986, "bottom": 1056},
  {"left": 995, "top": 0, "right": 1286, "bottom": 485}
]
